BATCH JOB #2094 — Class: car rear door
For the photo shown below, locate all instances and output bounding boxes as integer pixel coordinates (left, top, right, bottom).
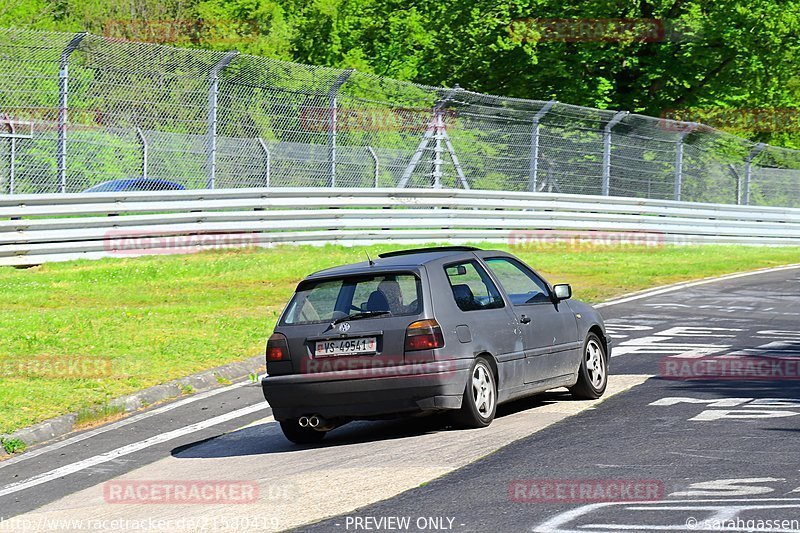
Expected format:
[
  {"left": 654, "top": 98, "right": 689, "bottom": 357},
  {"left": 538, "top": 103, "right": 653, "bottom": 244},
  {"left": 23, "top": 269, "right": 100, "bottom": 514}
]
[
  {"left": 479, "top": 255, "right": 579, "bottom": 384},
  {"left": 278, "top": 272, "right": 425, "bottom": 375}
]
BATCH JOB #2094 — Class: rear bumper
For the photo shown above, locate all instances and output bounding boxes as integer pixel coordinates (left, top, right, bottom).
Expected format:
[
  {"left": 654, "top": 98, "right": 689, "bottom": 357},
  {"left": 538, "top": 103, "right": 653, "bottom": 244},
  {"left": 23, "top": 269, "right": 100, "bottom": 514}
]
[{"left": 261, "top": 359, "right": 471, "bottom": 421}]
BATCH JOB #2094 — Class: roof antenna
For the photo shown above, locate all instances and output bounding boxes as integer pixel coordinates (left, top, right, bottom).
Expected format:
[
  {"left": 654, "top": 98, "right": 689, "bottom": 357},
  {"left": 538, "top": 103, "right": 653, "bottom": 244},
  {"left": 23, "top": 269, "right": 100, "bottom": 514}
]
[{"left": 365, "top": 250, "right": 375, "bottom": 266}]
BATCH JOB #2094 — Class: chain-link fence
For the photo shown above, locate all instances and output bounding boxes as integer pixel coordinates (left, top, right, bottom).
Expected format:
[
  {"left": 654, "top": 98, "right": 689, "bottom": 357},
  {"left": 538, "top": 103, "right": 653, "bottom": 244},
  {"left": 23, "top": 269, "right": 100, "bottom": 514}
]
[{"left": 1, "top": 27, "right": 799, "bottom": 207}]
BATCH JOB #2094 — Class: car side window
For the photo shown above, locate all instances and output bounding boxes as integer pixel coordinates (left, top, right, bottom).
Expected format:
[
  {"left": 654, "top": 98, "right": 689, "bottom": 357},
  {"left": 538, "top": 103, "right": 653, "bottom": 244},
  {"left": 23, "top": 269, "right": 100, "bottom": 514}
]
[
  {"left": 483, "top": 257, "right": 551, "bottom": 305},
  {"left": 444, "top": 260, "right": 504, "bottom": 312}
]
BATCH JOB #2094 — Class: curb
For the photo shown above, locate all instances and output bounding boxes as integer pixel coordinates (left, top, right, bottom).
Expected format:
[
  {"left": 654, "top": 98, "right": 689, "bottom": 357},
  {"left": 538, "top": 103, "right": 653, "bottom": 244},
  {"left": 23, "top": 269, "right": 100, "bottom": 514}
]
[{"left": 2, "top": 355, "right": 265, "bottom": 453}]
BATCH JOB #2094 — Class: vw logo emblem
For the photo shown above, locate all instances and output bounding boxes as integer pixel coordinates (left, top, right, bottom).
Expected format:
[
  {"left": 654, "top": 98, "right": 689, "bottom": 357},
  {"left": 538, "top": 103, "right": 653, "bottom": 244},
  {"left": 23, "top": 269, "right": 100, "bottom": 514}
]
[{"left": 338, "top": 322, "right": 351, "bottom": 333}]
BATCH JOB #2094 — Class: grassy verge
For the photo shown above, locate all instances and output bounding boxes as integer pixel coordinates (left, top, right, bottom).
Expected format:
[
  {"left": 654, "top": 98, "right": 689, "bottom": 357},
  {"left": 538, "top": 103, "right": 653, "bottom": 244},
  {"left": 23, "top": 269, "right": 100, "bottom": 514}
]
[{"left": 1, "top": 243, "right": 799, "bottom": 435}]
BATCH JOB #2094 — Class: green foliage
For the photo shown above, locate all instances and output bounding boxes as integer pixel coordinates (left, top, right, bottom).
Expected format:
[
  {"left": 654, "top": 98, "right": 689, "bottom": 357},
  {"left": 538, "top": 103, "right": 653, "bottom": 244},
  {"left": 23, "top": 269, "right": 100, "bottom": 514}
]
[
  {"left": 3, "top": 1, "right": 800, "bottom": 144},
  {"left": 1, "top": 437, "right": 27, "bottom": 454}
]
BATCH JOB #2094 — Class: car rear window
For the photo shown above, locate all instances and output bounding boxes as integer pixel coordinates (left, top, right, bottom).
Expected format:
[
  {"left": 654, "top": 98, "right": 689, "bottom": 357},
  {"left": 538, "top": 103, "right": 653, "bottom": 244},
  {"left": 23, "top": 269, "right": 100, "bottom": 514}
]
[{"left": 282, "top": 273, "right": 422, "bottom": 325}]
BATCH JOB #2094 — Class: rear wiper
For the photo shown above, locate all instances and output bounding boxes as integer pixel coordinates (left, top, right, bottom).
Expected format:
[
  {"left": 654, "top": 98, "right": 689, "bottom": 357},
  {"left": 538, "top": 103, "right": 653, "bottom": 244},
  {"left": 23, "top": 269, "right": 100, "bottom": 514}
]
[{"left": 331, "top": 311, "right": 392, "bottom": 325}]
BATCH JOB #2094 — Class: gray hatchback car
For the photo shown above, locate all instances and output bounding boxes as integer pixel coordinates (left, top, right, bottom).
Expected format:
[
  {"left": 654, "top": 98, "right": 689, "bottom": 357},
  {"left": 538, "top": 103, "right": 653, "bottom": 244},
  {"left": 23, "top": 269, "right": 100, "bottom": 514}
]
[{"left": 262, "top": 246, "right": 610, "bottom": 443}]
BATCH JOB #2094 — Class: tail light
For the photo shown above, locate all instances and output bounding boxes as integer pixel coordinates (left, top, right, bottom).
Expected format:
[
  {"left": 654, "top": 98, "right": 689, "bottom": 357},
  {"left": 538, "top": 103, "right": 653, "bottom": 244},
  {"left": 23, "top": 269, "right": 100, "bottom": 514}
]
[
  {"left": 405, "top": 319, "right": 444, "bottom": 352},
  {"left": 266, "top": 333, "right": 289, "bottom": 362}
]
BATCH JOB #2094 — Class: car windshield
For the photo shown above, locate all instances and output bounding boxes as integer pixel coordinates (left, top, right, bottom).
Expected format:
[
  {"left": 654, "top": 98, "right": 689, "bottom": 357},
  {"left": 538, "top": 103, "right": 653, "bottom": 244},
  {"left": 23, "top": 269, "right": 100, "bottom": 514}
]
[{"left": 282, "top": 273, "right": 422, "bottom": 325}]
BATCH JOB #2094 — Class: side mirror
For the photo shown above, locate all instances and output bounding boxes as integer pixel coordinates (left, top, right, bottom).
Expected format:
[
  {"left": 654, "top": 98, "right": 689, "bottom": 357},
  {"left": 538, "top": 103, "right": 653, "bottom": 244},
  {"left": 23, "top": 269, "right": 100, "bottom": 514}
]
[{"left": 553, "top": 284, "right": 572, "bottom": 301}]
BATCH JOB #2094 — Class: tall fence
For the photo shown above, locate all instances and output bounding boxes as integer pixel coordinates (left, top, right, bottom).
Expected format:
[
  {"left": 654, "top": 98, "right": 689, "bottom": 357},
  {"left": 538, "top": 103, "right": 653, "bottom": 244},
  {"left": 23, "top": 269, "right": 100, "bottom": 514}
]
[{"left": 1, "top": 28, "right": 799, "bottom": 207}]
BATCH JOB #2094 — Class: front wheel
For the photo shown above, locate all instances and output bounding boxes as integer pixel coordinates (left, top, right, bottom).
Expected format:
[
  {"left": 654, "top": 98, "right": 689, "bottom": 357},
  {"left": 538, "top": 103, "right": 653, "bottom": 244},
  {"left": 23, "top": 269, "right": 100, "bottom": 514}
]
[
  {"left": 569, "top": 332, "right": 608, "bottom": 400},
  {"left": 453, "top": 357, "right": 497, "bottom": 428},
  {"left": 279, "top": 419, "right": 326, "bottom": 444}
]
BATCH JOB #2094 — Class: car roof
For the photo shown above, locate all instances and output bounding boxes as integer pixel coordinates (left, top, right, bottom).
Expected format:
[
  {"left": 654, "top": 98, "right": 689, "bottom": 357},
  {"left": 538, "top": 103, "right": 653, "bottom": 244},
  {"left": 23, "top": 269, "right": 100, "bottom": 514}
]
[{"left": 304, "top": 246, "right": 498, "bottom": 280}]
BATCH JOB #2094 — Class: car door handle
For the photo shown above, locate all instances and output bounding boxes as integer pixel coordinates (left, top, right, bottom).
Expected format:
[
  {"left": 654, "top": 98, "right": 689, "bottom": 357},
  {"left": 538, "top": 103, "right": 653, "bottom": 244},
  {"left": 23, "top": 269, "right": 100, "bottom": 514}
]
[{"left": 519, "top": 315, "right": 531, "bottom": 324}]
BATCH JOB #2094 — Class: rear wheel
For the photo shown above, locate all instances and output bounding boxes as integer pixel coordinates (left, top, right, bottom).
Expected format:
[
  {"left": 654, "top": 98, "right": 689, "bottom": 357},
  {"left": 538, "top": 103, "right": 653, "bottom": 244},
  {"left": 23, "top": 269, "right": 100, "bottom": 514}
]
[
  {"left": 279, "top": 419, "right": 326, "bottom": 444},
  {"left": 454, "top": 357, "right": 497, "bottom": 428},
  {"left": 569, "top": 333, "right": 608, "bottom": 400}
]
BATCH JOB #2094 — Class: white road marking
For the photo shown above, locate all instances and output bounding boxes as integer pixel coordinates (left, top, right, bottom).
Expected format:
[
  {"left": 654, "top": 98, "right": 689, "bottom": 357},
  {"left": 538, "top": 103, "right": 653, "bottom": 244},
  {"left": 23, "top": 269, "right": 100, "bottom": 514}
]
[
  {"left": 595, "top": 263, "right": 800, "bottom": 309},
  {"left": 0, "top": 403, "right": 268, "bottom": 498},
  {"left": 0, "top": 382, "right": 251, "bottom": 469},
  {"left": 534, "top": 498, "right": 800, "bottom": 533},
  {"left": 670, "top": 478, "right": 783, "bottom": 497}
]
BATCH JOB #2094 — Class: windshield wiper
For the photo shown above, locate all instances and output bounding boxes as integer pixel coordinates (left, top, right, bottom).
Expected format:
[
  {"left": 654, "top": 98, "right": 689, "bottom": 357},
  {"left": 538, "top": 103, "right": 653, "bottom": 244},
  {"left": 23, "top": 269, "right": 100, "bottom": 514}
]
[{"left": 331, "top": 310, "right": 392, "bottom": 325}]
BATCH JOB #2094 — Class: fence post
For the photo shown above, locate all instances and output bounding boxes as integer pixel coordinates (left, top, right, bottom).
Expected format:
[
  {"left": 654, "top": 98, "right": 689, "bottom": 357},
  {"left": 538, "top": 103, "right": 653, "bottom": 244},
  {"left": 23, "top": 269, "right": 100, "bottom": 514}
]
[
  {"left": 327, "top": 69, "right": 354, "bottom": 187},
  {"left": 136, "top": 127, "right": 148, "bottom": 180},
  {"left": 743, "top": 142, "right": 766, "bottom": 205},
  {"left": 601, "top": 111, "right": 628, "bottom": 196},
  {"left": 257, "top": 137, "right": 271, "bottom": 187},
  {"left": 674, "top": 123, "right": 699, "bottom": 201},
  {"left": 57, "top": 32, "right": 87, "bottom": 193},
  {"left": 206, "top": 51, "right": 239, "bottom": 189},
  {"left": 5, "top": 118, "right": 15, "bottom": 195},
  {"left": 528, "top": 100, "right": 557, "bottom": 192},
  {"left": 366, "top": 146, "right": 379, "bottom": 187}
]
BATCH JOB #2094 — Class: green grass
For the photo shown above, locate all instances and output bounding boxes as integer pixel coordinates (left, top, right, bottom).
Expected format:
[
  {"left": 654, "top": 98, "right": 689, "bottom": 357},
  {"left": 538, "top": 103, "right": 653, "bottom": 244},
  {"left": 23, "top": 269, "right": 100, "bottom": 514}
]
[{"left": 1, "top": 243, "right": 798, "bottom": 436}]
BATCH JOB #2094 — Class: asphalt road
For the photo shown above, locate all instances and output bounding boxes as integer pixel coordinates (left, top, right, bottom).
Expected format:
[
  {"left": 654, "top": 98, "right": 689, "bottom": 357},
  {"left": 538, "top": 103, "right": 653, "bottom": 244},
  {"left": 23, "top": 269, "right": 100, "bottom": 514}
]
[{"left": 1, "top": 265, "right": 799, "bottom": 532}]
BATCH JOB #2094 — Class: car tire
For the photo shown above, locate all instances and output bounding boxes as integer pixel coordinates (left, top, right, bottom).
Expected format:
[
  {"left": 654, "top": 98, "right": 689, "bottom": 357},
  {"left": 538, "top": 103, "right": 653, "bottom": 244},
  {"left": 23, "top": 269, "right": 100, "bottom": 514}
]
[
  {"left": 454, "top": 357, "right": 497, "bottom": 428},
  {"left": 569, "top": 332, "right": 608, "bottom": 400},
  {"left": 279, "top": 419, "right": 327, "bottom": 444}
]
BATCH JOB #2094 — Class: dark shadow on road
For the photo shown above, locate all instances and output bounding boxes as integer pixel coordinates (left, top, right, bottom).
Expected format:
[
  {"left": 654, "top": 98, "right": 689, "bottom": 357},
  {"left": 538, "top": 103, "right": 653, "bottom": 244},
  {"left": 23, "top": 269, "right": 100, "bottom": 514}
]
[{"left": 171, "top": 389, "right": 579, "bottom": 459}]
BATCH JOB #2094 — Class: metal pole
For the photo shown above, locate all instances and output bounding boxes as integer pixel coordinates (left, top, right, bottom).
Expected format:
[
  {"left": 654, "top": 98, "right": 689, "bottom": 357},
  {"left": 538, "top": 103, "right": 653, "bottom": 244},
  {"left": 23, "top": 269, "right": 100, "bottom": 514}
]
[
  {"left": 7, "top": 119, "right": 15, "bottom": 195},
  {"left": 432, "top": 111, "right": 443, "bottom": 188},
  {"left": 528, "top": 100, "right": 557, "bottom": 192},
  {"left": 327, "top": 69, "right": 354, "bottom": 187},
  {"left": 206, "top": 51, "right": 239, "bottom": 189},
  {"left": 398, "top": 84, "right": 461, "bottom": 188},
  {"left": 743, "top": 143, "right": 766, "bottom": 206},
  {"left": 601, "top": 111, "right": 628, "bottom": 196},
  {"left": 674, "top": 123, "right": 698, "bottom": 201},
  {"left": 136, "top": 127, "right": 148, "bottom": 180},
  {"left": 57, "top": 32, "right": 87, "bottom": 193},
  {"left": 366, "top": 146, "right": 379, "bottom": 187},
  {"left": 257, "top": 137, "right": 271, "bottom": 187}
]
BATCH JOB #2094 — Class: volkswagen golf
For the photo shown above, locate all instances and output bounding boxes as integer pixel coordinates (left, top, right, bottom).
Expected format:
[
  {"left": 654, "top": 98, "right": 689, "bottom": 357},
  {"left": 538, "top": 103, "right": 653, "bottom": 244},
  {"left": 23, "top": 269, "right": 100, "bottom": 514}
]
[{"left": 261, "top": 246, "right": 610, "bottom": 443}]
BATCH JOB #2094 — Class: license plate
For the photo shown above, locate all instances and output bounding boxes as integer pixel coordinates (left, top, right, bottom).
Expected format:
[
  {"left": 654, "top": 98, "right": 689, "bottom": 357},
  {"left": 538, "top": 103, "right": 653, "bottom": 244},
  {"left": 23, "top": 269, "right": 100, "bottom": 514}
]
[{"left": 314, "top": 337, "right": 377, "bottom": 357}]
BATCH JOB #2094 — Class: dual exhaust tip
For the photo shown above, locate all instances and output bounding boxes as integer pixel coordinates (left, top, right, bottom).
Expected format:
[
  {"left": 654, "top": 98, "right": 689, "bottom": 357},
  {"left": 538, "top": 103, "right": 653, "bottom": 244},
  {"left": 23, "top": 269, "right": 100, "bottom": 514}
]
[{"left": 299, "top": 414, "right": 328, "bottom": 431}]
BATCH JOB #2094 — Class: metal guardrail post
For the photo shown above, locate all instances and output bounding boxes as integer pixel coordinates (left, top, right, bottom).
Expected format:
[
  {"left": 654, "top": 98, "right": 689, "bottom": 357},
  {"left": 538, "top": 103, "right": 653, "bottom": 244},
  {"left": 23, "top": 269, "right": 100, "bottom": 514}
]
[
  {"left": 366, "top": 146, "right": 379, "bottom": 187},
  {"left": 57, "top": 32, "right": 87, "bottom": 193},
  {"left": 136, "top": 127, "right": 148, "bottom": 180},
  {"left": 528, "top": 100, "right": 557, "bottom": 192},
  {"left": 257, "top": 137, "right": 271, "bottom": 187},
  {"left": 206, "top": 51, "right": 239, "bottom": 190},
  {"left": 601, "top": 111, "right": 628, "bottom": 196},
  {"left": 743, "top": 143, "right": 766, "bottom": 205},
  {"left": 327, "top": 69, "right": 354, "bottom": 187}
]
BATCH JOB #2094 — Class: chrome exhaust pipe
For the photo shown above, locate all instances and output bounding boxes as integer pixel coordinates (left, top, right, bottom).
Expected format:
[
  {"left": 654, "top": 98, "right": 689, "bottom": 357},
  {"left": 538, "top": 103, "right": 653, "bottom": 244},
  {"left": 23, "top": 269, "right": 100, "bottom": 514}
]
[
  {"left": 298, "top": 416, "right": 310, "bottom": 428},
  {"left": 309, "top": 415, "right": 337, "bottom": 432}
]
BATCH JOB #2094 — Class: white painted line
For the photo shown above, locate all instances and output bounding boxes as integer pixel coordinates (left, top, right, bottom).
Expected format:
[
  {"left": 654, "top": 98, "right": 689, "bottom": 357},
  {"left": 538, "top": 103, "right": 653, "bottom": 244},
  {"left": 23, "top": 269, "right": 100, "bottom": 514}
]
[
  {"left": 0, "top": 382, "right": 252, "bottom": 469},
  {"left": 0, "top": 403, "right": 269, "bottom": 498},
  {"left": 596, "top": 263, "right": 800, "bottom": 309}
]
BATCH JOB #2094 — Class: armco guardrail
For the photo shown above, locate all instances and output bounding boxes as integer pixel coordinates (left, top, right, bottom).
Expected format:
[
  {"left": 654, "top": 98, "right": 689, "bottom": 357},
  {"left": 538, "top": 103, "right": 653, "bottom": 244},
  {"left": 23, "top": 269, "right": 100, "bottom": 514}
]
[{"left": 1, "top": 188, "right": 800, "bottom": 266}]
